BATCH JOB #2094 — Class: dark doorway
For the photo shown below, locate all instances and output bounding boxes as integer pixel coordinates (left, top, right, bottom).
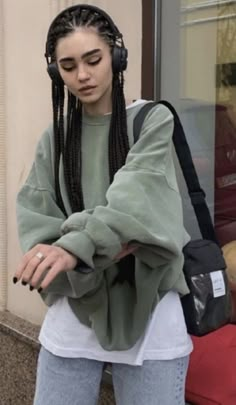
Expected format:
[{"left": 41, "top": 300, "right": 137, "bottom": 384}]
[{"left": 141, "top": 0, "right": 161, "bottom": 100}]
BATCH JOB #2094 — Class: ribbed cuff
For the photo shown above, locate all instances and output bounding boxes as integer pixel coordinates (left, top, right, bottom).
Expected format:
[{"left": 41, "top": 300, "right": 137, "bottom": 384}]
[{"left": 53, "top": 230, "right": 95, "bottom": 269}]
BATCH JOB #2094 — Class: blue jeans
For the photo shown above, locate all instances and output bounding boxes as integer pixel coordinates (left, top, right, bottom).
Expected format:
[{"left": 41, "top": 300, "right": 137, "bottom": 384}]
[{"left": 34, "top": 347, "right": 189, "bottom": 405}]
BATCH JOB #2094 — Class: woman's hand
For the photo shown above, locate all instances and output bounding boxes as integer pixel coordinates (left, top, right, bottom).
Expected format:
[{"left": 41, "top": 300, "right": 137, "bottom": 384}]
[
  {"left": 14, "top": 244, "right": 78, "bottom": 291},
  {"left": 14, "top": 242, "right": 139, "bottom": 292},
  {"left": 115, "top": 243, "right": 138, "bottom": 260}
]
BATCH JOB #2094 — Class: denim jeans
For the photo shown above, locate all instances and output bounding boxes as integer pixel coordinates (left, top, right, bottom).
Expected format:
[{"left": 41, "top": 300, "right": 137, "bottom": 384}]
[{"left": 34, "top": 347, "right": 189, "bottom": 405}]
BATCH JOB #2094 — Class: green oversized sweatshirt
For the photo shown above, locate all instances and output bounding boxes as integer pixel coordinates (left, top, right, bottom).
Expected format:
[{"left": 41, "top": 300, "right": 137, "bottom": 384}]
[{"left": 16, "top": 102, "right": 190, "bottom": 351}]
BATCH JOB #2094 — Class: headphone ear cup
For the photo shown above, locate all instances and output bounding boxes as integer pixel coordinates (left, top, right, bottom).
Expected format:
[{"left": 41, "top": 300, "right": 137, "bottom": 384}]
[
  {"left": 112, "top": 46, "right": 128, "bottom": 74},
  {"left": 121, "top": 48, "right": 128, "bottom": 71},
  {"left": 47, "top": 62, "right": 64, "bottom": 86}
]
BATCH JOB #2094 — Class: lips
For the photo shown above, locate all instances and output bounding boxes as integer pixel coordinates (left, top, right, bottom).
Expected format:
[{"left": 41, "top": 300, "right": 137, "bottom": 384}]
[{"left": 79, "top": 86, "right": 96, "bottom": 93}]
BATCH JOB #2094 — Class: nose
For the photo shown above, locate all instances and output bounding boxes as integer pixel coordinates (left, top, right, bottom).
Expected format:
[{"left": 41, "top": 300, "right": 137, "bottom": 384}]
[{"left": 77, "top": 64, "right": 90, "bottom": 82}]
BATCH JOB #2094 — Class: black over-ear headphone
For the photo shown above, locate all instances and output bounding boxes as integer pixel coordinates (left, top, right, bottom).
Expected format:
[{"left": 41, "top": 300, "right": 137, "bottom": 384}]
[{"left": 45, "top": 4, "right": 128, "bottom": 86}]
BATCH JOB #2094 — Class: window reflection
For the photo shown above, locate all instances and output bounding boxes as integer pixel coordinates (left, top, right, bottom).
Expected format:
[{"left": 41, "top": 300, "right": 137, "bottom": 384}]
[
  {"left": 215, "top": 2, "right": 236, "bottom": 245},
  {"left": 179, "top": 0, "right": 236, "bottom": 246}
]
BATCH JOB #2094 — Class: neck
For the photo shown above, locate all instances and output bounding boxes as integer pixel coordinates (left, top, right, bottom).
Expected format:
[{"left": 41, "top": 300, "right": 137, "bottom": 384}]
[
  {"left": 84, "top": 100, "right": 112, "bottom": 116},
  {"left": 83, "top": 86, "right": 113, "bottom": 117}
]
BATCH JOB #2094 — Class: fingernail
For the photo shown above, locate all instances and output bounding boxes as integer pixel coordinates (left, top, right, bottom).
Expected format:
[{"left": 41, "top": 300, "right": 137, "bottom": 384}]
[
  {"left": 29, "top": 285, "right": 34, "bottom": 291},
  {"left": 21, "top": 280, "right": 27, "bottom": 286},
  {"left": 13, "top": 277, "right": 18, "bottom": 284},
  {"left": 38, "top": 287, "right": 43, "bottom": 293}
]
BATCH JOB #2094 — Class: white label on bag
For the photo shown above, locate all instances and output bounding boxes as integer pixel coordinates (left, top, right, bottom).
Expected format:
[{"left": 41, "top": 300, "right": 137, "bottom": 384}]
[{"left": 210, "top": 271, "right": 226, "bottom": 298}]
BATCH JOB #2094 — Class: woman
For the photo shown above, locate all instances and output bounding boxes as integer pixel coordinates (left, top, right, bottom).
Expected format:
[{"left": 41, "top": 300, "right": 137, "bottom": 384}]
[{"left": 14, "top": 4, "right": 192, "bottom": 405}]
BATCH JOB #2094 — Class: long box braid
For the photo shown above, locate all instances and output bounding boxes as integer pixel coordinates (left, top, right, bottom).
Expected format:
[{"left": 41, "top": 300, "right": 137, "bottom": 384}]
[{"left": 47, "top": 6, "right": 134, "bottom": 285}]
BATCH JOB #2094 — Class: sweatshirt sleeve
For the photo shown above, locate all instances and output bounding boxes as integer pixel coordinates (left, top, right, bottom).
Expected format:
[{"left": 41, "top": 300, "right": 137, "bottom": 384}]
[
  {"left": 16, "top": 128, "right": 66, "bottom": 253},
  {"left": 54, "top": 104, "right": 188, "bottom": 269}
]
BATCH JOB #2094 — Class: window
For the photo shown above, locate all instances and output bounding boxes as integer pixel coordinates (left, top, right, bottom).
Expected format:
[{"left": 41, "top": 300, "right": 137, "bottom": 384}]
[{"left": 158, "top": 0, "right": 236, "bottom": 246}]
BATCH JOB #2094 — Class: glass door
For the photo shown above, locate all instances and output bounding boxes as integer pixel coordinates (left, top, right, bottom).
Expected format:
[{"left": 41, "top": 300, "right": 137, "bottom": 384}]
[{"left": 158, "top": 0, "right": 236, "bottom": 245}]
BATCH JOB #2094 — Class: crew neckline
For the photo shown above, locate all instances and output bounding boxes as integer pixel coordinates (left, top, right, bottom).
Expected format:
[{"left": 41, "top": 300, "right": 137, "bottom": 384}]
[{"left": 82, "top": 99, "right": 147, "bottom": 125}]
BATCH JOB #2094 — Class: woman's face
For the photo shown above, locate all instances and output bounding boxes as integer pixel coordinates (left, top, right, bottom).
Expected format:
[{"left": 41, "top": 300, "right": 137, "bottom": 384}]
[{"left": 56, "top": 27, "right": 113, "bottom": 115}]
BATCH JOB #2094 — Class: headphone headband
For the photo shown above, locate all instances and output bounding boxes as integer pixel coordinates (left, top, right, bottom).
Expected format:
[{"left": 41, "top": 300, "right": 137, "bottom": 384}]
[
  {"left": 45, "top": 3, "right": 128, "bottom": 82},
  {"left": 45, "top": 4, "right": 123, "bottom": 59}
]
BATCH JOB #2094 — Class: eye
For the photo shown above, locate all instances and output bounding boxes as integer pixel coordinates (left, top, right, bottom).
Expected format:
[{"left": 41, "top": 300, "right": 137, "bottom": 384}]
[
  {"left": 87, "top": 57, "right": 102, "bottom": 66},
  {"left": 61, "top": 66, "right": 75, "bottom": 72}
]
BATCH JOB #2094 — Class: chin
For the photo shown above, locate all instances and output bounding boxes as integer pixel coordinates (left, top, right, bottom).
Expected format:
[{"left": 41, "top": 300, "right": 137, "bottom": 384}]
[{"left": 79, "top": 94, "right": 101, "bottom": 105}]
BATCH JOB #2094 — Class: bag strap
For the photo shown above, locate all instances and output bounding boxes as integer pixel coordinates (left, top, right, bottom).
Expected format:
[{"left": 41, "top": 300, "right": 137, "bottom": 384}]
[{"left": 133, "top": 100, "right": 218, "bottom": 243}]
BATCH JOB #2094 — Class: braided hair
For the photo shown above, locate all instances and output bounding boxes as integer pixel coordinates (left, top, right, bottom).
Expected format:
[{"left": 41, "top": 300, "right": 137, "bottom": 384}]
[{"left": 46, "top": 6, "right": 134, "bottom": 285}]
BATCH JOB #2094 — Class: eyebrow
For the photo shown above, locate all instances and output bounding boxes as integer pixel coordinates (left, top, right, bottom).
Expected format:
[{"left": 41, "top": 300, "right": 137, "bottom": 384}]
[{"left": 59, "top": 48, "right": 101, "bottom": 63}]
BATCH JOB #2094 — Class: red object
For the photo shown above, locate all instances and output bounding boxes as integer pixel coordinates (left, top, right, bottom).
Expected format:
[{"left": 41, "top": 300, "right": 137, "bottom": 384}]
[{"left": 185, "top": 325, "right": 236, "bottom": 405}]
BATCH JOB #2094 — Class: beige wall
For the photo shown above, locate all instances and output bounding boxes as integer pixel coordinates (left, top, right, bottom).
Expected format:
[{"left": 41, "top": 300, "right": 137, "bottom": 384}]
[
  {"left": 0, "top": 0, "right": 142, "bottom": 325},
  {"left": 180, "top": 3, "right": 218, "bottom": 103},
  {"left": 180, "top": 1, "right": 236, "bottom": 104},
  {"left": 161, "top": 0, "right": 219, "bottom": 106},
  {"left": 0, "top": 0, "right": 7, "bottom": 312}
]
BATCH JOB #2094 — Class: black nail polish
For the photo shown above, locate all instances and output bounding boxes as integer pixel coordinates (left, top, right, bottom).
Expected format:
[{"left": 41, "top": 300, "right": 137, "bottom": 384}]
[
  {"left": 13, "top": 277, "right": 18, "bottom": 284},
  {"left": 21, "top": 281, "right": 27, "bottom": 286},
  {"left": 38, "top": 287, "right": 43, "bottom": 293},
  {"left": 29, "top": 285, "right": 34, "bottom": 291}
]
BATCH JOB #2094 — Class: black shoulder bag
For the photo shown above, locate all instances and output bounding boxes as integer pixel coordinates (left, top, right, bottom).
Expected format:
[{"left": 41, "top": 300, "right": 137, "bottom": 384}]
[{"left": 133, "top": 100, "right": 232, "bottom": 336}]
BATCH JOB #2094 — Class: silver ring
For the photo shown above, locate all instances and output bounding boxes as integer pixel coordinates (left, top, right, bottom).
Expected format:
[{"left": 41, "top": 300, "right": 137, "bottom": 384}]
[{"left": 35, "top": 252, "right": 45, "bottom": 262}]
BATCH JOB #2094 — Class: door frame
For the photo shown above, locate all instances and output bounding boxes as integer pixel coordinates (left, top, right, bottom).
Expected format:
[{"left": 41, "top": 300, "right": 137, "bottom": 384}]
[{"left": 141, "top": 0, "right": 162, "bottom": 100}]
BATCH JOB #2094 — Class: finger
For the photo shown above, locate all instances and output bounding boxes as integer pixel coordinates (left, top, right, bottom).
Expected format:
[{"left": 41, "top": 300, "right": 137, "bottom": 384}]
[
  {"left": 14, "top": 260, "right": 28, "bottom": 281},
  {"left": 29, "top": 255, "right": 56, "bottom": 288},
  {"left": 115, "top": 245, "right": 138, "bottom": 260},
  {"left": 38, "top": 262, "right": 64, "bottom": 290},
  {"left": 14, "top": 245, "right": 46, "bottom": 281},
  {"left": 14, "top": 254, "right": 41, "bottom": 283},
  {"left": 20, "top": 253, "right": 47, "bottom": 284},
  {"left": 14, "top": 250, "right": 37, "bottom": 280}
]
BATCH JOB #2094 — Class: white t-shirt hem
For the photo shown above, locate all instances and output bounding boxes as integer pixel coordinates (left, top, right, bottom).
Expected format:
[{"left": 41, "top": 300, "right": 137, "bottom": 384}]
[
  {"left": 39, "top": 331, "right": 192, "bottom": 366},
  {"left": 39, "top": 292, "right": 193, "bottom": 366}
]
